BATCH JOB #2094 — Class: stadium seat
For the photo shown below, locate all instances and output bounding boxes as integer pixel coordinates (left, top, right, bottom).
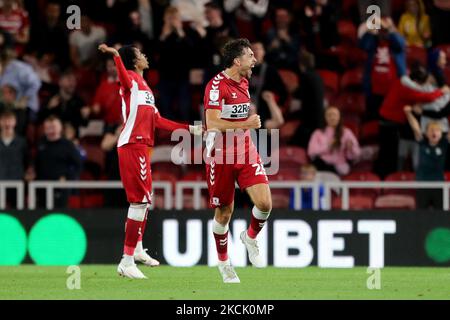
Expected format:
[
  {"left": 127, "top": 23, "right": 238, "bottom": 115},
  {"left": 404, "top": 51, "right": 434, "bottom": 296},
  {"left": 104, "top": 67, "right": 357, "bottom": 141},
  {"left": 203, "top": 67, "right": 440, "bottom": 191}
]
[
  {"left": 81, "top": 144, "right": 105, "bottom": 172},
  {"left": 317, "top": 69, "right": 339, "bottom": 94},
  {"left": 445, "top": 172, "right": 450, "bottom": 181},
  {"left": 384, "top": 171, "right": 416, "bottom": 196},
  {"left": 337, "top": 20, "right": 357, "bottom": 44},
  {"left": 335, "top": 92, "right": 366, "bottom": 115},
  {"left": 332, "top": 194, "right": 375, "bottom": 210},
  {"left": 277, "top": 146, "right": 308, "bottom": 168},
  {"left": 340, "top": 68, "right": 364, "bottom": 91},
  {"left": 272, "top": 193, "right": 291, "bottom": 209},
  {"left": 342, "top": 171, "right": 381, "bottom": 197},
  {"left": 342, "top": 114, "right": 361, "bottom": 138},
  {"left": 278, "top": 69, "right": 299, "bottom": 93},
  {"left": 374, "top": 194, "right": 416, "bottom": 210},
  {"left": 406, "top": 46, "right": 427, "bottom": 66},
  {"left": 360, "top": 120, "right": 379, "bottom": 144}
]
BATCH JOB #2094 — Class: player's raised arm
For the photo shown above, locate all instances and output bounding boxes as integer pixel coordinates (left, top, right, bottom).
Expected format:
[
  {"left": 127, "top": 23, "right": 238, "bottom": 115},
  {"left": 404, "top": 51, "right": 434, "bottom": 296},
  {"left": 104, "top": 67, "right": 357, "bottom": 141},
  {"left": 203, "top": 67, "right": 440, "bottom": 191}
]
[
  {"left": 206, "top": 109, "right": 261, "bottom": 132},
  {"left": 98, "top": 44, "right": 132, "bottom": 90}
]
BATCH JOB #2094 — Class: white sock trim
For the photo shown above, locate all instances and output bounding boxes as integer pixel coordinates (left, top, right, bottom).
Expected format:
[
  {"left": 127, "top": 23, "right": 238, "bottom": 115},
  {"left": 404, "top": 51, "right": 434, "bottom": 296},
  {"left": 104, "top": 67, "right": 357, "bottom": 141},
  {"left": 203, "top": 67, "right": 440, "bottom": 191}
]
[
  {"left": 252, "top": 205, "right": 271, "bottom": 220},
  {"left": 127, "top": 204, "right": 147, "bottom": 222},
  {"left": 213, "top": 219, "right": 229, "bottom": 235}
]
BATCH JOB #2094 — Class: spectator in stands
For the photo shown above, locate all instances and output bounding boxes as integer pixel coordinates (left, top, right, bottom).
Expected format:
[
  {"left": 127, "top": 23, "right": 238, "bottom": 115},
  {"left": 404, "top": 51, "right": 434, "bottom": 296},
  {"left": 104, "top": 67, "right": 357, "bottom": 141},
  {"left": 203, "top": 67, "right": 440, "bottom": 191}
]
[
  {"left": 307, "top": 106, "right": 361, "bottom": 176},
  {"left": 0, "top": 82, "right": 26, "bottom": 134},
  {"left": 265, "top": 7, "right": 300, "bottom": 70},
  {"left": 404, "top": 106, "right": 448, "bottom": 209},
  {"left": 376, "top": 64, "right": 449, "bottom": 178},
  {"left": 429, "top": 0, "right": 450, "bottom": 46},
  {"left": 398, "top": 0, "right": 431, "bottom": 48},
  {"left": 29, "top": 1, "right": 69, "bottom": 69},
  {"left": 359, "top": 17, "right": 407, "bottom": 120},
  {"left": 0, "top": 42, "right": 41, "bottom": 122},
  {"left": 0, "top": 0, "right": 29, "bottom": 55},
  {"left": 428, "top": 48, "right": 447, "bottom": 87},
  {"left": 39, "top": 71, "right": 90, "bottom": 136},
  {"left": 0, "top": 110, "right": 27, "bottom": 207},
  {"left": 64, "top": 122, "right": 87, "bottom": 162},
  {"left": 224, "top": 0, "right": 269, "bottom": 41},
  {"left": 0, "top": 110, "right": 27, "bottom": 180},
  {"left": 157, "top": 6, "right": 194, "bottom": 121},
  {"left": 289, "top": 164, "right": 325, "bottom": 210},
  {"left": 249, "top": 41, "right": 286, "bottom": 131},
  {"left": 202, "top": 1, "right": 237, "bottom": 78},
  {"left": 101, "top": 124, "right": 127, "bottom": 207},
  {"left": 28, "top": 116, "right": 82, "bottom": 208},
  {"left": 91, "top": 57, "right": 122, "bottom": 126},
  {"left": 300, "top": 0, "right": 339, "bottom": 53},
  {"left": 69, "top": 15, "right": 106, "bottom": 68},
  {"left": 291, "top": 49, "right": 325, "bottom": 148},
  {"left": 172, "top": 0, "right": 209, "bottom": 26}
]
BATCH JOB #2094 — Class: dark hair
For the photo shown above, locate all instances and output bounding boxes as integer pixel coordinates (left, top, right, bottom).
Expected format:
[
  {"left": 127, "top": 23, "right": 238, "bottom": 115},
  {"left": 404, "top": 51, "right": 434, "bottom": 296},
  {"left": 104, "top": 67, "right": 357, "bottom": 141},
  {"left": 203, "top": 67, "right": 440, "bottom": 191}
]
[
  {"left": 0, "top": 109, "right": 16, "bottom": 119},
  {"left": 118, "top": 45, "right": 138, "bottom": 71},
  {"left": 410, "top": 62, "right": 429, "bottom": 84},
  {"left": 222, "top": 38, "right": 251, "bottom": 68},
  {"left": 204, "top": 1, "right": 221, "bottom": 10},
  {"left": 298, "top": 49, "right": 315, "bottom": 70},
  {"left": 321, "top": 107, "right": 343, "bottom": 150},
  {"left": 44, "top": 115, "right": 62, "bottom": 123}
]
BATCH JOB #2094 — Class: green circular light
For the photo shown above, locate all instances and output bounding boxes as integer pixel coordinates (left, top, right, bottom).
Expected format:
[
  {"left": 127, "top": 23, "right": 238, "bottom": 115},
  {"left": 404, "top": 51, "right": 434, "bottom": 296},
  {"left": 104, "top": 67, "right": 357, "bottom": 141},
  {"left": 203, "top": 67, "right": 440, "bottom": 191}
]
[
  {"left": 28, "top": 214, "right": 87, "bottom": 265},
  {"left": 425, "top": 228, "right": 450, "bottom": 263},
  {"left": 0, "top": 214, "right": 27, "bottom": 265}
]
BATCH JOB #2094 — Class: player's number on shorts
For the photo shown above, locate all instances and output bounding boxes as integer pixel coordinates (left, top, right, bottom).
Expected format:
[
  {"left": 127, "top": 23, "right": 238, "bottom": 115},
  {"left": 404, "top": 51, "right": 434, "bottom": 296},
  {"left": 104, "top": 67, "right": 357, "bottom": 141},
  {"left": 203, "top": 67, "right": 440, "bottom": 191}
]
[{"left": 252, "top": 163, "right": 266, "bottom": 176}]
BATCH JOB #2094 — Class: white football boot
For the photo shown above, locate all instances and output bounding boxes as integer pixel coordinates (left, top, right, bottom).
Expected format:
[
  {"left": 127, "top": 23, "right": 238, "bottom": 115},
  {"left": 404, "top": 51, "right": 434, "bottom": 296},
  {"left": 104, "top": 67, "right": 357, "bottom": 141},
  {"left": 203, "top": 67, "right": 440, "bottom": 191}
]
[
  {"left": 117, "top": 257, "right": 147, "bottom": 279},
  {"left": 134, "top": 248, "right": 160, "bottom": 267},
  {"left": 240, "top": 231, "right": 265, "bottom": 268},
  {"left": 218, "top": 259, "right": 240, "bottom": 283}
]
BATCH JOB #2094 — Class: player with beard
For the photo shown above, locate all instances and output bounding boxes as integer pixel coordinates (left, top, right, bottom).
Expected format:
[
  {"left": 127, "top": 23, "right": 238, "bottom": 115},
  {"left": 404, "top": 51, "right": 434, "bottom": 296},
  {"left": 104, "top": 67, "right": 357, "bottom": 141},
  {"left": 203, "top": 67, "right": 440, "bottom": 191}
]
[{"left": 203, "top": 38, "right": 272, "bottom": 283}]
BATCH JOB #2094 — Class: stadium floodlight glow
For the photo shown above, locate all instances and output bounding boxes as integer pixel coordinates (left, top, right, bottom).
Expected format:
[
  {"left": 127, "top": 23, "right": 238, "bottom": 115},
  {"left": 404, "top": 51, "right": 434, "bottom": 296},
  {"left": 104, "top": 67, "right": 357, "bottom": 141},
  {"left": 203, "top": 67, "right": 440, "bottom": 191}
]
[
  {"left": 0, "top": 214, "right": 27, "bottom": 265},
  {"left": 425, "top": 228, "right": 450, "bottom": 263},
  {"left": 28, "top": 214, "right": 87, "bottom": 265}
]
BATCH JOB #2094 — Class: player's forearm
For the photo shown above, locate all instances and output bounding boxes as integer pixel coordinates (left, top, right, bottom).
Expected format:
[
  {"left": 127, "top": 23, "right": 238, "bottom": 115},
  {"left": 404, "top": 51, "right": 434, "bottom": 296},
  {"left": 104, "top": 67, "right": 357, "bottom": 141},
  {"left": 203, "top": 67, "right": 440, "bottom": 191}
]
[
  {"left": 206, "top": 117, "right": 250, "bottom": 132},
  {"left": 156, "top": 116, "right": 189, "bottom": 132},
  {"left": 113, "top": 56, "right": 133, "bottom": 90}
]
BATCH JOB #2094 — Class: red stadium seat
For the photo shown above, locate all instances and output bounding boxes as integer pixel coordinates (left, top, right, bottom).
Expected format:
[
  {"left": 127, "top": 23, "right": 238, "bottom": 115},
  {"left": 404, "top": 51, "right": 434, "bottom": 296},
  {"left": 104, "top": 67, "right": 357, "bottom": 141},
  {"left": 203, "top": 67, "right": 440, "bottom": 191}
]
[
  {"left": 317, "top": 69, "right": 339, "bottom": 93},
  {"left": 360, "top": 121, "right": 379, "bottom": 144},
  {"left": 277, "top": 146, "right": 308, "bottom": 168},
  {"left": 445, "top": 172, "right": 450, "bottom": 181},
  {"left": 374, "top": 194, "right": 416, "bottom": 210},
  {"left": 278, "top": 69, "right": 299, "bottom": 93},
  {"left": 340, "top": 68, "right": 364, "bottom": 91},
  {"left": 406, "top": 46, "right": 427, "bottom": 66},
  {"left": 338, "top": 20, "right": 357, "bottom": 44},
  {"left": 335, "top": 92, "right": 366, "bottom": 115},
  {"left": 332, "top": 194, "right": 375, "bottom": 210},
  {"left": 343, "top": 171, "right": 381, "bottom": 197},
  {"left": 384, "top": 171, "right": 416, "bottom": 196},
  {"left": 342, "top": 115, "right": 361, "bottom": 139}
]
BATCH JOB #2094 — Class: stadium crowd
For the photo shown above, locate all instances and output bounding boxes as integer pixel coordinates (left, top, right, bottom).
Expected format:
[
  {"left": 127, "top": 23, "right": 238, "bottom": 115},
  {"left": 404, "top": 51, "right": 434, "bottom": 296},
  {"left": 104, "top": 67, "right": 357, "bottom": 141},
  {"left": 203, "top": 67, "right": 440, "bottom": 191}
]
[{"left": 1, "top": 0, "right": 450, "bottom": 210}]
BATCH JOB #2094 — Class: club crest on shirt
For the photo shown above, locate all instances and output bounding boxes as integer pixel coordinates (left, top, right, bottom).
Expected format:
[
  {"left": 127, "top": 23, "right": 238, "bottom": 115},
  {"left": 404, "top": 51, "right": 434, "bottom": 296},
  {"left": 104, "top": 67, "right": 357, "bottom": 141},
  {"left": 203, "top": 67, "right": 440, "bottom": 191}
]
[{"left": 209, "top": 89, "right": 219, "bottom": 101}]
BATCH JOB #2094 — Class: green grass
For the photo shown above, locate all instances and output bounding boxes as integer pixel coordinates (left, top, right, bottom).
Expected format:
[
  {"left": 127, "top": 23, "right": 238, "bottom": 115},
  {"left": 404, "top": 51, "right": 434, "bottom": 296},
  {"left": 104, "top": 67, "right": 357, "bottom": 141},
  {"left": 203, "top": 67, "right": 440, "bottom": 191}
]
[{"left": 0, "top": 266, "right": 449, "bottom": 300}]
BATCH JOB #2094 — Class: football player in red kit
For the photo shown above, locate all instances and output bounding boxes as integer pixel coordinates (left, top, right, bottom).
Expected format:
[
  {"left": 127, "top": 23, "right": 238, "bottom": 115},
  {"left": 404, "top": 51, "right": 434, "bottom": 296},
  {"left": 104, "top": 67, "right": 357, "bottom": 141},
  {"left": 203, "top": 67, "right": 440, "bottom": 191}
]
[
  {"left": 204, "top": 39, "right": 272, "bottom": 283},
  {"left": 99, "top": 44, "right": 202, "bottom": 279}
]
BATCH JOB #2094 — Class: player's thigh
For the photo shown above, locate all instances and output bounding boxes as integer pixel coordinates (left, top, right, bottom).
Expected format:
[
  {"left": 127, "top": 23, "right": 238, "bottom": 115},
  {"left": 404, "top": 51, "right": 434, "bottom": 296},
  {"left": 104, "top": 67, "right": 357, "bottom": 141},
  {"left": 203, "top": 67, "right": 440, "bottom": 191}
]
[
  {"left": 118, "top": 144, "right": 152, "bottom": 203},
  {"left": 206, "top": 162, "right": 236, "bottom": 208},
  {"left": 246, "top": 183, "right": 272, "bottom": 212}
]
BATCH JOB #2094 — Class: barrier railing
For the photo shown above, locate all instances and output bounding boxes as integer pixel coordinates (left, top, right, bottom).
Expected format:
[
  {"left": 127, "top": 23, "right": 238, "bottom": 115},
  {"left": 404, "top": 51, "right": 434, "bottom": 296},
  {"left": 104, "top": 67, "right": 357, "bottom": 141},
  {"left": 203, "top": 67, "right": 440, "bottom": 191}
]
[
  {"left": 2, "top": 180, "right": 449, "bottom": 210},
  {"left": 0, "top": 181, "right": 25, "bottom": 210},
  {"left": 27, "top": 181, "right": 172, "bottom": 210}
]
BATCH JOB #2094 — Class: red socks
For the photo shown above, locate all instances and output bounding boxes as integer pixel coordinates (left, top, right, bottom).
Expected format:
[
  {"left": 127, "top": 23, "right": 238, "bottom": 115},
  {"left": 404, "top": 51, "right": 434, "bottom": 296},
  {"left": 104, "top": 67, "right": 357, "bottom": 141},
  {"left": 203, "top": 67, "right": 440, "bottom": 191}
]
[
  {"left": 123, "top": 204, "right": 147, "bottom": 256},
  {"left": 247, "top": 206, "right": 271, "bottom": 239}
]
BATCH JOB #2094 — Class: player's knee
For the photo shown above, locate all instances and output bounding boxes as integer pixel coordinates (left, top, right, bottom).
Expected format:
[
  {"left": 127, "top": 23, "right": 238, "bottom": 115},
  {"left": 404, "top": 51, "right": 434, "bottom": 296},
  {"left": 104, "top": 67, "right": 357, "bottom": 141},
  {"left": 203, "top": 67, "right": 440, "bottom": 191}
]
[
  {"left": 216, "top": 205, "right": 233, "bottom": 224},
  {"left": 255, "top": 199, "right": 272, "bottom": 213}
]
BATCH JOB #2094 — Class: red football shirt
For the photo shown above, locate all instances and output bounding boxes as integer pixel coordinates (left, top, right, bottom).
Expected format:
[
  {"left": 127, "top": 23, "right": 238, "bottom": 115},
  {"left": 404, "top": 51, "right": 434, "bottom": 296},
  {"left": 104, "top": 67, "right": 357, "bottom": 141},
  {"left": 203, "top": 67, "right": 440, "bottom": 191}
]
[
  {"left": 204, "top": 71, "right": 258, "bottom": 157},
  {"left": 113, "top": 56, "right": 188, "bottom": 147}
]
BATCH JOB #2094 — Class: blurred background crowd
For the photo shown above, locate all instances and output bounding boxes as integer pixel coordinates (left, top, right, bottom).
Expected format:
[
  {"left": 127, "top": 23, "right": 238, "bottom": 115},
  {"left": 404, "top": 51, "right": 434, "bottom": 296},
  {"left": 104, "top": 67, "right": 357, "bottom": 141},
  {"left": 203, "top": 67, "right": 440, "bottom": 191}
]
[{"left": 2, "top": 0, "right": 450, "bottom": 210}]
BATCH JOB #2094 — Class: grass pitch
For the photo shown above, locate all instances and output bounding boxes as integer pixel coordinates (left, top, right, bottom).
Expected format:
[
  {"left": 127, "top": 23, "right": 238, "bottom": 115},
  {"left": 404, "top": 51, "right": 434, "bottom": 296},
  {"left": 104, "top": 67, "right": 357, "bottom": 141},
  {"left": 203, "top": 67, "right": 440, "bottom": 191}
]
[{"left": 0, "top": 265, "right": 449, "bottom": 300}]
